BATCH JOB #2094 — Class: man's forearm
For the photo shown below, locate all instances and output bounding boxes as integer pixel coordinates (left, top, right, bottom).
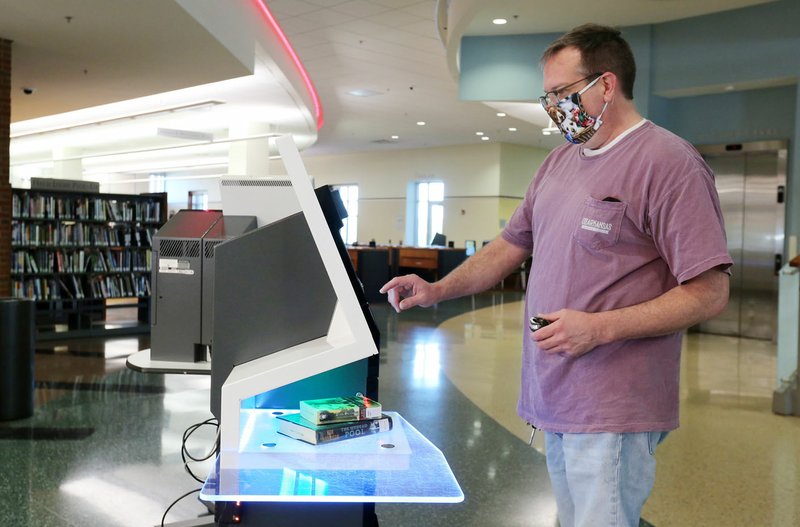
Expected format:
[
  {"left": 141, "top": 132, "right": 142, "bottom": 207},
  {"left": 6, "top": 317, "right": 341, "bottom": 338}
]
[
  {"left": 594, "top": 268, "right": 730, "bottom": 345},
  {"left": 433, "top": 237, "right": 530, "bottom": 302}
]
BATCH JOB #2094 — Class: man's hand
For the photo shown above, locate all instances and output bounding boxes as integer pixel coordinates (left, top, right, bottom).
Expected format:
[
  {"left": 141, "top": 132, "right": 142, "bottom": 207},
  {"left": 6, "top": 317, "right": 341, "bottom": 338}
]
[
  {"left": 530, "top": 309, "right": 605, "bottom": 358},
  {"left": 379, "top": 274, "right": 439, "bottom": 313},
  {"left": 379, "top": 238, "right": 531, "bottom": 313}
]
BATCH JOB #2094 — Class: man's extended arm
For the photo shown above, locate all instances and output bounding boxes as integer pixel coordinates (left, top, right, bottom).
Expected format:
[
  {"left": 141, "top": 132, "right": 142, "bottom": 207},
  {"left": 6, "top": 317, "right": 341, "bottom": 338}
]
[
  {"left": 533, "top": 267, "right": 730, "bottom": 357},
  {"left": 379, "top": 237, "right": 530, "bottom": 312}
]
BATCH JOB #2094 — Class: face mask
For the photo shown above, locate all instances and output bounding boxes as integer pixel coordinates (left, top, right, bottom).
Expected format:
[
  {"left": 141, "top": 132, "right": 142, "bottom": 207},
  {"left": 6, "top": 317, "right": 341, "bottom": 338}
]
[{"left": 544, "top": 75, "right": 608, "bottom": 145}]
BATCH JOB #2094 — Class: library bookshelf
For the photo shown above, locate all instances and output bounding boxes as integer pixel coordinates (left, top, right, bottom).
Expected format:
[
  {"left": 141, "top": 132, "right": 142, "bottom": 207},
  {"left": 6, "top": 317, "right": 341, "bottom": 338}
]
[{"left": 10, "top": 188, "right": 167, "bottom": 338}]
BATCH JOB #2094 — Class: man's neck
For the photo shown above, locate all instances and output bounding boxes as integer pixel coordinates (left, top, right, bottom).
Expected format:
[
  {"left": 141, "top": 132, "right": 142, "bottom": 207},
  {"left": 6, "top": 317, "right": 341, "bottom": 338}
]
[{"left": 585, "top": 101, "right": 642, "bottom": 150}]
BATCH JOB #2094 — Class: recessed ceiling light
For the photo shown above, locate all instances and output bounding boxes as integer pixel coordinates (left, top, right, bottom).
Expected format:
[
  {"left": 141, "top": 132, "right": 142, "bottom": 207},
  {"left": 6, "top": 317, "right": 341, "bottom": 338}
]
[
  {"left": 481, "top": 136, "right": 490, "bottom": 141},
  {"left": 493, "top": 18, "right": 508, "bottom": 25},
  {"left": 347, "top": 88, "right": 383, "bottom": 97},
  {"left": 508, "top": 127, "right": 517, "bottom": 132},
  {"left": 475, "top": 131, "right": 484, "bottom": 136},
  {"left": 417, "top": 121, "right": 426, "bottom": 126},
  {"left": 496, "top": 112, "right": 507, "bottom": 117},
  {"left": 391, "top": 135, "right": 399, "bottom": 140}
]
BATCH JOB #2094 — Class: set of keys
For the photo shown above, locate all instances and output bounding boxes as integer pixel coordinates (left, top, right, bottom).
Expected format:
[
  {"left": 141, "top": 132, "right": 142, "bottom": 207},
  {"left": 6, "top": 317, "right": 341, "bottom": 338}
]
[{"left": 529, "top": 316, "right": 550, "bottom": 332}]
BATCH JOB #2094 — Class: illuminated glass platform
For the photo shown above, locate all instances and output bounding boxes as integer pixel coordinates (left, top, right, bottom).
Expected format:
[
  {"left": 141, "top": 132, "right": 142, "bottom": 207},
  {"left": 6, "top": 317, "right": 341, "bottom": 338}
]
[{"left": 200, "top": 410, "right": 464, "bottom": 504}]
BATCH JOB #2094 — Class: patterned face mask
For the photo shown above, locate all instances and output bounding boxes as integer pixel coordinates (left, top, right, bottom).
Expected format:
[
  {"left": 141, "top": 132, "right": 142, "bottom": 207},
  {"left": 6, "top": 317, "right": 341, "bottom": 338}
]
[{"left": 543, "top": 75, "right": 609, "bottom": 145}]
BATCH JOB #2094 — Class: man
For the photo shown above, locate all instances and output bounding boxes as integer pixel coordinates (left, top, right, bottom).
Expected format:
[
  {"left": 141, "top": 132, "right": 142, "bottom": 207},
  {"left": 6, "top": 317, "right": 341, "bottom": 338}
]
[{"left": 380, "top": 24, "right": 732, "bottom": 527}]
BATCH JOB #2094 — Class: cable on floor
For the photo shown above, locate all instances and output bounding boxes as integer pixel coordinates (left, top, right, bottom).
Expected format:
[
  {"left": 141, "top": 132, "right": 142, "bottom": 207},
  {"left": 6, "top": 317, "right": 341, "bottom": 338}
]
[
  {"left": 181, "top": 416, "right": 219, "bottom": 483},
  {"left": 160, "top": 487, "right": 201, "bottom": 527}
]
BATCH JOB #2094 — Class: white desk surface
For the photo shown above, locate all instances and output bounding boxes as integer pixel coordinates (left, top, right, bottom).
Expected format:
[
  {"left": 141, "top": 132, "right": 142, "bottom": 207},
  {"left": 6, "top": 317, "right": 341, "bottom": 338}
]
[{"left": 200, "top": 410, "right": 463, "bottom": 504}]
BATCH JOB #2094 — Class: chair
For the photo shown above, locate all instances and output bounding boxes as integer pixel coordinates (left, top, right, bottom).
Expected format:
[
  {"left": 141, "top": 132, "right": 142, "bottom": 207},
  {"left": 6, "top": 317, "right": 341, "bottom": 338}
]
[{"left": 500, "top": 256, "right": 532, "bottom": 290}]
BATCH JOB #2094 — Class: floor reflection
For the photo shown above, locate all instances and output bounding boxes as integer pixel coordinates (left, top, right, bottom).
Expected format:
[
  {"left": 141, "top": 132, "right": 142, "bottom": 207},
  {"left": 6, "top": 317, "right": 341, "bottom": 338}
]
[{"left": 411, "top": 342, "right": 441, "bottom": 389}]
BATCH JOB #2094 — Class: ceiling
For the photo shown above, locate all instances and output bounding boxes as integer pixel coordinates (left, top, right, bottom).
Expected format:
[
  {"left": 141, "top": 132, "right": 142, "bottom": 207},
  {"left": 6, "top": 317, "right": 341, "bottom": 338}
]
[{"left": 2, "top": 0, "right": 777, "bottom": 184}]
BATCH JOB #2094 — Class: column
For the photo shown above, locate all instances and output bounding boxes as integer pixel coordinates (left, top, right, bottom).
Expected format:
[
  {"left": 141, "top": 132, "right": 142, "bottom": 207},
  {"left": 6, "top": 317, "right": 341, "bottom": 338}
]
[
  {"left": 0, "top": 39, "right": 12, "bottom": 297},
  {"left": 228, "top": 122, "right": 271, "bottom": 177},
  {"left": 52, "top": 146, "right": 83, "bottom": 180}
]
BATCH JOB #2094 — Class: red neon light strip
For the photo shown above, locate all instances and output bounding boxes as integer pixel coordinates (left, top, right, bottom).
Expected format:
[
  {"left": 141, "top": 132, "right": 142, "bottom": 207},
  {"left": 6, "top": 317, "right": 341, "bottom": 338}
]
[{"left": 252, "top": 0, "right": 324, "bottom": 130}]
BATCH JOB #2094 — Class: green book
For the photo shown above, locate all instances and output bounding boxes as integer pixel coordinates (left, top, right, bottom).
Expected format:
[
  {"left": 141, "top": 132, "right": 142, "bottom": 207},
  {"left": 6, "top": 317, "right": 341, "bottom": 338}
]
[
  {"left": 299, "top": 395, "right": 382, "bottom": 425},
  {"left": 276, "top": 412, "right": 393, "bottom": 445}
]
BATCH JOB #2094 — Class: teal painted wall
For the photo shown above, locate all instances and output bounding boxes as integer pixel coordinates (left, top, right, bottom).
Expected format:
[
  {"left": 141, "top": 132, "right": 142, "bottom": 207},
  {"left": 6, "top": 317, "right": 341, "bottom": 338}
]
[
  {"left": 618, "top": 24, "right": 652, "bottom": 118},
  {"left": 654, "top": 86, "right": 795, "bottom": 146},
  {"left": 649, "top": 1, "right": 799, "bottom": 96},
  {"left": 459, "top": 33, "right": 554, "bottom": 101}
]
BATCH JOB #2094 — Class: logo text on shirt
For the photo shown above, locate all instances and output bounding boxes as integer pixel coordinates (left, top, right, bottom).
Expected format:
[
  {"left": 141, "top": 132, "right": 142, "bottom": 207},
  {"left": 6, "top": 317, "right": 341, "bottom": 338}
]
[{"left": 581, "top": 217, "right": 612, "bottom": 234}]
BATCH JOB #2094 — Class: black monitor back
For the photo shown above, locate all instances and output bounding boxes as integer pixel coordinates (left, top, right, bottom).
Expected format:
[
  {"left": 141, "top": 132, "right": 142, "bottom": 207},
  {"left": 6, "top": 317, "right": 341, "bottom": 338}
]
[
  {"left": 210, "top": 212, "right": 336, "bottom": 419},
  {"left": 314, "top": 186, "right": 380, "bottom": 348}
]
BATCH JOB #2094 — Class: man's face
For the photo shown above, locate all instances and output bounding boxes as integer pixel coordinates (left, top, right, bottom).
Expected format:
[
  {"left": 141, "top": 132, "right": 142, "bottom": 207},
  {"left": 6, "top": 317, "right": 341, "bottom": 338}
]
[{"left": 542, "top": 47, "right": 608, "bottom": 147}]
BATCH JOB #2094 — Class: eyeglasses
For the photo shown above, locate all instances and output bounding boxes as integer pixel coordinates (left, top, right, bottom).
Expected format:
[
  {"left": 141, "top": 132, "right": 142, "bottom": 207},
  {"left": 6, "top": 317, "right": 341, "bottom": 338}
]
[{"left": 539, "top": 73, "right": 602, "bottom": 110}]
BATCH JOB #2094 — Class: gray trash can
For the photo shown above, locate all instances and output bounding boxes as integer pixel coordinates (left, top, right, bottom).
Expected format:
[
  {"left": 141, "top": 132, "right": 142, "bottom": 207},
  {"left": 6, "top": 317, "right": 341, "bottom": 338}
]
[{"left": 0, "top": 298, "right": 35, "bottom": 421}]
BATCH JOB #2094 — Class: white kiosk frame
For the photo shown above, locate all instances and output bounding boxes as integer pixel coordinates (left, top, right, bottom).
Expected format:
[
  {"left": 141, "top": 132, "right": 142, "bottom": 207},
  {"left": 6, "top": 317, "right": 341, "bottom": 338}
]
[{"left": 217, "top": 135, "right": 380, "bottom": 455}]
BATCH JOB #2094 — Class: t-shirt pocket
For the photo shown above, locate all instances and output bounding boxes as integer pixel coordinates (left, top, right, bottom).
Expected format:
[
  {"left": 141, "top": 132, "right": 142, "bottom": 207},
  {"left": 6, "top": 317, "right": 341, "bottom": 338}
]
[{"left": 573, "top": 197, "right": 627, "bottom": 251}]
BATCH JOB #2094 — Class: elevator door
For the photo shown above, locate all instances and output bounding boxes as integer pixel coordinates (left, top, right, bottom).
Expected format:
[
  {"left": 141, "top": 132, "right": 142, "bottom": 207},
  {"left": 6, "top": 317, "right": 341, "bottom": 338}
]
[{"left": 696, "top": 141, "right": 787, "bottom": 340}]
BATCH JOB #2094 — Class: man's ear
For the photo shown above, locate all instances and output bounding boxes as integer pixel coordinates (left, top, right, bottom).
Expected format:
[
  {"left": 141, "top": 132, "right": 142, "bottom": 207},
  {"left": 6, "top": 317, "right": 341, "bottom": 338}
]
[{"left": 601, "top": 73, "right": 616, "bottom": 103}]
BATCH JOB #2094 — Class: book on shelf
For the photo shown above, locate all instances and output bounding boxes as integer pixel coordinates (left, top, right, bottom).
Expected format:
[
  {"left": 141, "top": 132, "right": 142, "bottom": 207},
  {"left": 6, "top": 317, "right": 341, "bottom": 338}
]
[
  {"left": 276, "top": 412, "right": 393, "bottom": 445},
  {"left": 299, "top": 394, "right": 382, "bottom": 425},
  {"left": 58, "top": 278, "right": 74, "bottom": 299}
]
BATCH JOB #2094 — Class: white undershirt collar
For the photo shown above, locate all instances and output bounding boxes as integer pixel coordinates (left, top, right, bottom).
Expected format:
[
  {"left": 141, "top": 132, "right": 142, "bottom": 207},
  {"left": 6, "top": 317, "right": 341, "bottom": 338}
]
[{"left": 581, "top": 119, "right": 648, "bottom": 157}]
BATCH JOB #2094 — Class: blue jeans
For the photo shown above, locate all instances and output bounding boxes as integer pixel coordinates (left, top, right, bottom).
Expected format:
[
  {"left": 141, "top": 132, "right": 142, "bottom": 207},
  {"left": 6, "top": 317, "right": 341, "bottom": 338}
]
[{"left": 544, "top": 431, "right": 668, "bottom": 527}]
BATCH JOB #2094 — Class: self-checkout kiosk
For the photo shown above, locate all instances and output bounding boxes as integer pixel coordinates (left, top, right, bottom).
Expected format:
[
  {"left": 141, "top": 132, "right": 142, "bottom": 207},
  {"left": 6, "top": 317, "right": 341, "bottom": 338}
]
[{"left": 131, "top": 135, "right": 462, "bottom": 526}]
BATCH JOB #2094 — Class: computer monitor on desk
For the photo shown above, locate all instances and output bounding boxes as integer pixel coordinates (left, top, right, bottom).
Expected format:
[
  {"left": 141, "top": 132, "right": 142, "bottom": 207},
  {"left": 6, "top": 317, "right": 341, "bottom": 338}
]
[
  {"left": 211, "top": 136, "right": 380, "bottom": 454},
  {"left": 465, "top": 240, "right": 476, "bottom": 256},
  {"left": 430, "top": 232, "right": 447, "bottom": 246}
]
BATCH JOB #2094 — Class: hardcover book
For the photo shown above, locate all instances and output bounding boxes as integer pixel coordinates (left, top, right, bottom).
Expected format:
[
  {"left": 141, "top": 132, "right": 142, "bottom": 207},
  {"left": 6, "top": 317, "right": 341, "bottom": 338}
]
[
  {"left": 299, "top": 395, "right": 382, "bottom": 425},
  {"left": 276, "top": 412, "right": 393, "bottom": 445}
]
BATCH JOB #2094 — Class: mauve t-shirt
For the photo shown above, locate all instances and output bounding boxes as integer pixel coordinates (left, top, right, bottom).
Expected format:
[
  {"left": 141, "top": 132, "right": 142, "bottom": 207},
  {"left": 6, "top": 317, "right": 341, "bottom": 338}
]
[{"left": 502, "top": 120, "right": 732, "bottom": 433}]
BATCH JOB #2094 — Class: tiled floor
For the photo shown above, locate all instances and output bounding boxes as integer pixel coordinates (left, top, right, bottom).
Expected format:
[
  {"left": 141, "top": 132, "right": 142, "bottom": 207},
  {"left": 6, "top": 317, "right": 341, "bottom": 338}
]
[{"left": 1, "top": 291, "right": 798, "bottom": 526}]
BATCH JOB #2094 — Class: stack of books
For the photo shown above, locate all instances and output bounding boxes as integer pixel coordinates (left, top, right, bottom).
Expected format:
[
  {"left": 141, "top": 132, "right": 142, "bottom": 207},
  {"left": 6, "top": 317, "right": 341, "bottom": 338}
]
[{"left": 276, "top": 395, "right": 392, "bottom": 445}]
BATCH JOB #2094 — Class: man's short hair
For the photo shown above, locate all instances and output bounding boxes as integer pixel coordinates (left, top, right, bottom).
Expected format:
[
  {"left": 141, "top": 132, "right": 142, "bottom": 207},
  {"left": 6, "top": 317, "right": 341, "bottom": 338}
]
[{"left": 541, "top": 24, "right": 636, "bottom": 100}]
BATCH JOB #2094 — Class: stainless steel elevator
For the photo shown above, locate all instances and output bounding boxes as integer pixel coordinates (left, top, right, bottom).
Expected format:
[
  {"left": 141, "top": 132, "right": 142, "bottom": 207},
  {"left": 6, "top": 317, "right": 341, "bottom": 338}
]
[{"left": 695, "top": 141, "right": 787, "bottom": 340}]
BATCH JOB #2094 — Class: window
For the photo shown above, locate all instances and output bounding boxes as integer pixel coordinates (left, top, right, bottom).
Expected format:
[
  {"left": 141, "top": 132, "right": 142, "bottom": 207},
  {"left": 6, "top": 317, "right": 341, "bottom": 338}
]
[
  {"left": 188, "top": 190, "right": 208, "bottom": 210},
  {"left": 149, "top": 173, "right": 165, "bottom": 193},
  {"left": 334, "top": 184, "right": 358, "bottom": 244},
  {"left": 416, "top": 181, "right": 444, "bottom": 246}
]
